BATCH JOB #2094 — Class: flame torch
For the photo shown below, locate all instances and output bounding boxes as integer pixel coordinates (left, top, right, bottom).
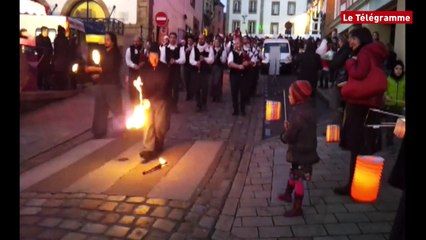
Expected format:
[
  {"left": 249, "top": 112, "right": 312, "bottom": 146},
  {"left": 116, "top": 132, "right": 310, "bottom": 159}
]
[
  {"left": 92, "top": 49, "right": 101, "bottom": 65},
  {"left": 126, "top": 77, "right": 151, "bottom": 130},
  {"left": 142, "top": 158, "right": 168, "bottom": 175},
  {"left": 72, "top": 63, "right": 79, "bottom": 73}
]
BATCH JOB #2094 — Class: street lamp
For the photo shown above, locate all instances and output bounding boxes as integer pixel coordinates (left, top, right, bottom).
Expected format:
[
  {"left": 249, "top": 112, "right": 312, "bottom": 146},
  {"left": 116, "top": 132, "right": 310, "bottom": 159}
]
[{"left": 242, "top": 14, "right": 248, "bottom": 24}]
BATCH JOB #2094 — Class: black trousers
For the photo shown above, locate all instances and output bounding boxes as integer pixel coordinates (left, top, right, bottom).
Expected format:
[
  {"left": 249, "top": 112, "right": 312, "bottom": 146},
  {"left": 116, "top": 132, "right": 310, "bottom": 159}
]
[
  {"left": 184, "top": 65, "right": 193, "bottom": 99},
  {"left": 169, "top": 65, "right": 181, "bottom": 109},
  {"left": 211, "top": 65, "right": 223, "bottom": 101},
  {"left": 193, "top": 71, "right": 209, "bottom": 108},
  {"left": 230, "top": 73, "right": 248, "bottom": 113},
  {"left": 389, "top": 191, "right": 405, "bottom": 240},
  {"left": 248, "top": 67, "right": 259, "bottom": 97},
  {"left": 128, "top": 71, "right": 140, "bottom": 105},
  {"left": 92, "top": 84, "right": 123, "bottom": 138},
  {"left": 37, "top": 68, "right": 52, "bottom": 90}
]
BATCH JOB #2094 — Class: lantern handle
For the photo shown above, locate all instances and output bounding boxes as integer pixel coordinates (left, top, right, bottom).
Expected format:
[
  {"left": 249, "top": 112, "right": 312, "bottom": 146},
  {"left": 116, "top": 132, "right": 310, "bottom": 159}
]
[
  {"left": 368, "top": 108, "right": 405, "bottom": 118},
  {"left": 283, "top": 89, "right": 287, "bottom": 122},
  {"left": 365, "top": 124, "right": 396, "bottom": 129}
]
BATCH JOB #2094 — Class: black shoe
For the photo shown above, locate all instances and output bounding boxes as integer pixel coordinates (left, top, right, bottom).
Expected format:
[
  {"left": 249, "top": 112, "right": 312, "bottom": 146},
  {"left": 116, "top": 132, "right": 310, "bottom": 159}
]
[
  {"left": 241, "top": 111, "right": 246, "bottom": 116},
  {"left": 334, "top": 185, "right": 350, "bottom": 196},
  {"left": 139, "top": 151, "right": 156, "bottom": 163},
  {"left": 196, "top": 106, "right": 202, "bottom": 112},
  {"left": 232, "top": 111, "right": 239, "bottom": 116}
]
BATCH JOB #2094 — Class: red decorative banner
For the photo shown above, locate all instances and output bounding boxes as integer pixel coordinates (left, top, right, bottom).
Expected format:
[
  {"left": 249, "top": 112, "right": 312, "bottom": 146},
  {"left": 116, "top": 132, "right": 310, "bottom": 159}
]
[{"left": 341, "top": 11, "right": 413, "bottom": 24}]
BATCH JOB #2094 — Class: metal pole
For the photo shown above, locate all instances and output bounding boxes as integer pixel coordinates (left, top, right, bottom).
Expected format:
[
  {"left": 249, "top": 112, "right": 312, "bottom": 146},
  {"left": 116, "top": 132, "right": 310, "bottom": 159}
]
[{"left": 86, "top": 0, "right": 89, "bottom": 20}]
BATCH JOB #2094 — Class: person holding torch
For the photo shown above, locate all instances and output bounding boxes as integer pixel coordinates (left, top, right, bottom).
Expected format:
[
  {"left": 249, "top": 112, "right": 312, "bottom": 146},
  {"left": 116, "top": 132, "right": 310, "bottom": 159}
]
[
  {"left": 138, "top": 43, "right": 171, "bottom": 162},
  {"left": 84, "top": 32, "right": 125, "bottom": 139}
]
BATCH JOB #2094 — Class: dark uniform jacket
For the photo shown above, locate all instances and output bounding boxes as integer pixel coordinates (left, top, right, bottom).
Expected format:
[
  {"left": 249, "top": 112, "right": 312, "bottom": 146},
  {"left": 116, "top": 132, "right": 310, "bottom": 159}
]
[{"left": 140, "top": 62, "right": 171, "bottom": 100}]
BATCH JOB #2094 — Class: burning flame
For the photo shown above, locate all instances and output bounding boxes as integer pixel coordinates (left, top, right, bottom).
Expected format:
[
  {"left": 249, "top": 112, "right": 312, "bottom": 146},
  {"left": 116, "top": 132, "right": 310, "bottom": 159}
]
[
  {"left": 92, "top": 49, "right": 101, "bottom": 65},
  {"left": 72, "top": 63, "right": 78, "bottom": 73},
  {"left": 159, "top": 158, "right": 167, "bottom": 166},
  {"left": 126, "top": 77, "right": 150, "bottom": 129}
]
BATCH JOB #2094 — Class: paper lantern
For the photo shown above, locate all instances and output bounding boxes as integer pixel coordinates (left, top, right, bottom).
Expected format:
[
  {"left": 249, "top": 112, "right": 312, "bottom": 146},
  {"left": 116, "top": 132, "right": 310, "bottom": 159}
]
[
  {"left": 265, "top": 100, "right": 281, "bottom": 121},
  {"left": 326, "top": 124, "right": 340, "bottom": 143},
  {"left": 393, "top": 117, "right": 405, "bottom": 139},
  {"left": 351, "top": 156, "right": 384, "bottom": 203}
]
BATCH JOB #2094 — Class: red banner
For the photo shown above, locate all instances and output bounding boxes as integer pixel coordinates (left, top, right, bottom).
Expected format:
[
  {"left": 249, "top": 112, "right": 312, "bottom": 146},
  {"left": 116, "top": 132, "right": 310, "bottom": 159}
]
[{"left": 341, "top": 11, "right": 413, "bottom": 24}]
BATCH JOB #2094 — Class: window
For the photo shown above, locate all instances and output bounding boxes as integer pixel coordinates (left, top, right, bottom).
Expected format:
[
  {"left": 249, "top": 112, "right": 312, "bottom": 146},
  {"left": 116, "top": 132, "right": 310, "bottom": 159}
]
[
  {"left": 70, "top": 1, "right": 106, "bottom": 18},
  {"left": 249, "top": 0, "right": 257, "bottom": 14},
  {"left": 232, "top": 20, "right": 240, "bottom": 32},
  {"left": 287, "top": 2, "right": 296, "bottom": 15},
  {"left": 334, "top": 0, "right": 341, "bottom": 18},
  {"left": 270, "top": 22, "right": 279, "bottom": 35},
  {"left": 264, "top": 43, "right": 289, "bottom": 53},
  {"left": 248, "top": 20, "right": 256, "bottom": 34},
  {"left": 271, "top": 2, "right": 280, "bottom": 16},
  {"left": 233, "top": 0, "right": 241, "bottom": 13}
]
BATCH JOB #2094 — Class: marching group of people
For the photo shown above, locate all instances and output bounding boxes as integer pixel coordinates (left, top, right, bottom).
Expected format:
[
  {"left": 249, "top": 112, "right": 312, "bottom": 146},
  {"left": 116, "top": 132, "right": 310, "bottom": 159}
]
[
  {"left": 125, "top": 32, "right": 264, "bottom": 116},
  {"left": 87, "top": 31, "right": 266, "bottom": 163},
  {"left": 81, "top": 26, "right": 405, "bottom": 232}
]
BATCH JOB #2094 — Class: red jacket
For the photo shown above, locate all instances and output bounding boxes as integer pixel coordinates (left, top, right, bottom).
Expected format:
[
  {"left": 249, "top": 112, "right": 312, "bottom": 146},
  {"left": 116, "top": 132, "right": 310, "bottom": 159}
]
[{"left": 342, "top": 42, "right": 388, "bottom": 108}]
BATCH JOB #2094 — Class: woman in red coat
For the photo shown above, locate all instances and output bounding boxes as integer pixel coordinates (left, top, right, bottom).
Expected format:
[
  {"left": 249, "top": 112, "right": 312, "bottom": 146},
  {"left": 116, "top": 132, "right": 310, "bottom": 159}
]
[{"left": 334, "top": 27, "right": 388, "bottom": 196}]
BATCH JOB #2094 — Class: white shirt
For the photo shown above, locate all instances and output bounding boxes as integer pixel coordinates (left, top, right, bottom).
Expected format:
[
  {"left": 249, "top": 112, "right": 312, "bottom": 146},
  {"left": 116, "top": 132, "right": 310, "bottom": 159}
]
[
  {"left": 189, "top": 43, "right": 214, "bottom": 66},
  {"left": 125, "top": 47, "right": 141, "bottom": 69},
  {"left": 227, "top": 50, "right": 244, "bottom": 65},
  {"left": 161, "top": 44, "right": 186, "bottom": 64},
  {"left": 214, "top": 47, "right": 227, "bottom": 64}
]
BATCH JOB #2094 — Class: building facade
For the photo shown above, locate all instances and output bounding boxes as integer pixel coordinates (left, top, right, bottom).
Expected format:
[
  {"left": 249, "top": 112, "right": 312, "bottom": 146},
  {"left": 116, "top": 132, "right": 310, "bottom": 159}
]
[
  {"left": 226, "top": 0, "right": 308, "bottom": 36},
  {"left": 324, "top": 0, "right": 405, "bottom": 63},
  {"left": 153, "top": 0, "right": 203, "bottom": 41},
  {"left": 210, "top": 0, "right": 225, "bottom": 35}
]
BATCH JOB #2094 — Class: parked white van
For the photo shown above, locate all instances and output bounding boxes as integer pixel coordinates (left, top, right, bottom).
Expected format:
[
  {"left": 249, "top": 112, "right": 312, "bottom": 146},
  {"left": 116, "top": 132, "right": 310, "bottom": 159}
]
[{"left": 261, "top": 38, "right": 292, "bottom": 75}]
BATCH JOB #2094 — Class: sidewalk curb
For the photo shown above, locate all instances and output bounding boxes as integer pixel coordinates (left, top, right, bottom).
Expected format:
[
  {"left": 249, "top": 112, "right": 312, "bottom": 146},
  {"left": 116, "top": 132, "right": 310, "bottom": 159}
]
[{"left": 20, "top": 129, "right": 93, "bottom": 174}]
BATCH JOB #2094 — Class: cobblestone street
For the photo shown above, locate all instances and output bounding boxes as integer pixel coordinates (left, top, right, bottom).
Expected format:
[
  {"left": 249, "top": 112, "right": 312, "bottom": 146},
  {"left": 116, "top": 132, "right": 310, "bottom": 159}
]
[{"left": 20, "top": 73, "right": 402, "bottom": 239}]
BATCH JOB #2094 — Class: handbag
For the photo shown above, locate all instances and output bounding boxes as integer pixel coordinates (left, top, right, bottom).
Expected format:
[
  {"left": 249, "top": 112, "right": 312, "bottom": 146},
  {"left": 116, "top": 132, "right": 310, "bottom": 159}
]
[
  {"left": 334, "top": 67, "right": 348, "bottom": 86},
  {"left": 341, "top": 59, "right": 387, "bottom": 99}
]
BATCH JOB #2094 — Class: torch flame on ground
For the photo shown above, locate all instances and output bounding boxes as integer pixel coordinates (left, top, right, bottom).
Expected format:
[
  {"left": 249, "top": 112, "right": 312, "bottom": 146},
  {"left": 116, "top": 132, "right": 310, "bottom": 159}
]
[
  {"left": 72, "top": 63, "right": 78, "bottom": 73},
  {"left": 92, "top": 49, "right": 101, "bottom": 65},
  {"left": 126, "top": 77, "right": 150, "bottom": 129},
  {"left": 159, "top": 158, "right": 167, "bottom": 167}
]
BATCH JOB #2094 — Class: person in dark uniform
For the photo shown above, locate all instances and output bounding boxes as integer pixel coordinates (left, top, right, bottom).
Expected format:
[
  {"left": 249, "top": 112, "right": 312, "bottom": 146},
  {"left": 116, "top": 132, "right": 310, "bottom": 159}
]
[
  {"left": 211, "top": 37, "right": 227, "bottom": 102},
  {"left": 184, "top": 35, "right": 195, "bottom": 101},
  {"left": 52, "top": 25, "right": 70, "bottom": 90},
  {"left": 164, "top": 32, "right": 186, "bottom": 112},
  {"left": 85, "top": 32, "right": 124, "bottom": 139},
  {"left": 139, "top": 43, "right": 172, "bottom": 162},
  {"left": 35, "top": 26, "right": 53, "bottom": 90},
  {"left": 227, "top": 37, "right": 250, "bottom": 116},
  {"left": 125, "top": 36, "right": 144, "bottom": 105},
  {"left": 190, "top": 34, "right": 214, "bottom": 112}
]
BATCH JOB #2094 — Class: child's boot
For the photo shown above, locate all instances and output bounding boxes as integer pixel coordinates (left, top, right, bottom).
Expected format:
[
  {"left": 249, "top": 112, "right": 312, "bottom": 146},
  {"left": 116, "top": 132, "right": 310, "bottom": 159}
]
[
  {"left": 284, "top": 194, "right": 303, "bottom": 217},
  {"left": 278, "top": 181, "right": 294, "bottom": 203}
]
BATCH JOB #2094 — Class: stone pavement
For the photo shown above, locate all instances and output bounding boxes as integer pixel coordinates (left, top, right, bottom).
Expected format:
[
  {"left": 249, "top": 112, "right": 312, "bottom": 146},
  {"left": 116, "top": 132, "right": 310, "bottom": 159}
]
[
  {"left": 20, "top": 73, "right": 265, "bottom": 239},
  {"left": 20, "top": 74, "right": 402, "bottom": 239},
  {"left": 213, "top": 136, "right": 402, "bottom": 239},
  {"left": 20, "top": 87, "right": 96, "bottom": 172}
]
